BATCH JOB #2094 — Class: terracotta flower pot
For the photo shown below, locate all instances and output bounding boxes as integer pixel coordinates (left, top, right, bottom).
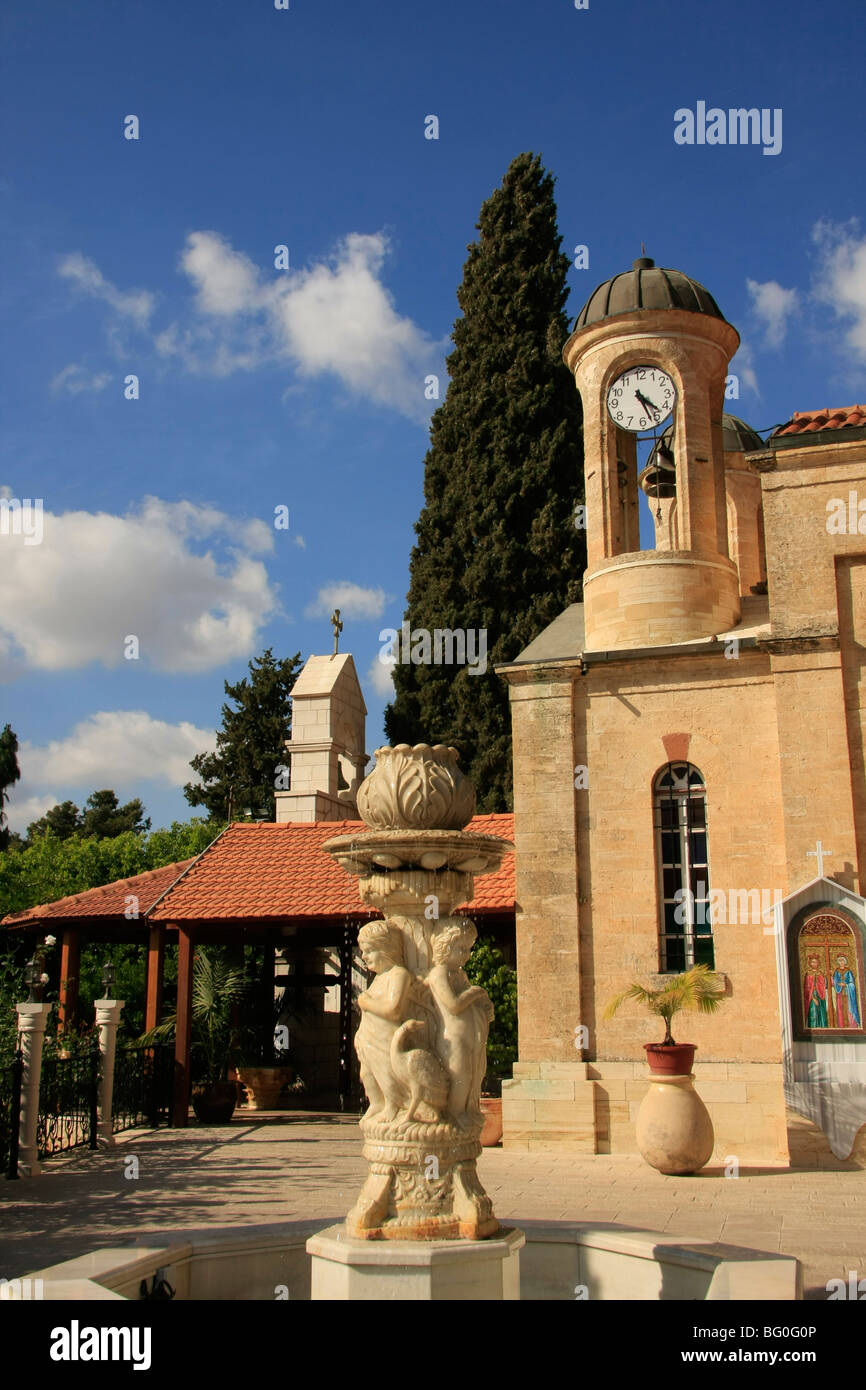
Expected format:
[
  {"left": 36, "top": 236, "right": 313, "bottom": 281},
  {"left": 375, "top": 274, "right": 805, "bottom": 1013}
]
[
  {"left": 480, "top": 1097, "right": 503, "bottom": 1146},
  {"left": 235, "top": 1065, "right": 291, "bottom": 1111},
  {"left": 191, "top": 1082, "right": 237, "bottom": 1125},
  {"left": 644, "top": 1042, "right": 696, "bottom": 1075}
]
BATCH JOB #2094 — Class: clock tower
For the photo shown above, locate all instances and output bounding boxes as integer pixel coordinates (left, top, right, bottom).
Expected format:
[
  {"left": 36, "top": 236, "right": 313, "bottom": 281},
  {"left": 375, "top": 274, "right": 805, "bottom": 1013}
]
[{"left": 562, "top": 256, "right": 742, "bottom": 649}]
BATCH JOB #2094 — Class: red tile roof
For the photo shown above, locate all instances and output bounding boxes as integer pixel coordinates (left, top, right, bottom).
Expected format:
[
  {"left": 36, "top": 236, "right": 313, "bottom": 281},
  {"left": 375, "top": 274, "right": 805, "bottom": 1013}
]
[
  {"left": 3, "top": 859, "right": 196, "bottom": 927},
  {"left": 150, "top": 815, "right": 514, "bottom": 922},
  {"left": 773, "top": 405, "right": 866, "bottom": 437},
  {"left": 2, "top": 817, "right": 515, "bottom": 929}
]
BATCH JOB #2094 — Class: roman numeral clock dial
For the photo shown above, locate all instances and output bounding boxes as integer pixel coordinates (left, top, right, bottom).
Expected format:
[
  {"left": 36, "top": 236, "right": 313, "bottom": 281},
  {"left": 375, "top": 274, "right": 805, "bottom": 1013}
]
[{"left": 607, "top": 367, "right": 676, "bottom": 432}]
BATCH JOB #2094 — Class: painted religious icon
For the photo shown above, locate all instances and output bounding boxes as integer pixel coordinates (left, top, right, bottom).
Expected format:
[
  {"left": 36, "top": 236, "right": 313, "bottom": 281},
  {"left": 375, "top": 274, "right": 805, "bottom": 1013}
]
[
  {"left": 832, "top": 955, "right": 861, "bottom": 1029},
  {"left": 796, "top": 911, "right": 866, "bottom": 1037},
  {"left": 803, "top": 955, "right": 829, "bottom": 1029}
]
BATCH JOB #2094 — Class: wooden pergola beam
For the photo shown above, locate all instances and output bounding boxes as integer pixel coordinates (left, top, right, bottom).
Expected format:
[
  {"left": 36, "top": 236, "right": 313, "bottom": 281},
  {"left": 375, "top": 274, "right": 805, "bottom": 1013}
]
[
  {"left": 172, "top": 924, "right": 195, "bottom": 1127},
  {"left": 144, "top": 922, "right": 165, "bottom": 1032},
  {"left": 57, "top": 927, "right": 81, "bottom": 1032}
]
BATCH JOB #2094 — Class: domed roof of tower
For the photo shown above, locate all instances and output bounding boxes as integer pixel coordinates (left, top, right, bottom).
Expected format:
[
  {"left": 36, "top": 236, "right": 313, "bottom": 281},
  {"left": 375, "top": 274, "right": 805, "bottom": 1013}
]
[
  {"left": 574, "top": 257, "right": 728, "bottom": 330},
  {"left": 656, "top": 412, "right": 764, "bottom": 454},
  {"left": 721, "top": 413, "right": 764, "bottom": 453}
]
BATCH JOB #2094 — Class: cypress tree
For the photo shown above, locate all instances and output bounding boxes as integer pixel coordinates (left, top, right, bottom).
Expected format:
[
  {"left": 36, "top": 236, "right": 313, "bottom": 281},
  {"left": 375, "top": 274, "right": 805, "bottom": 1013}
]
[
  {"left": 384, "top": 153, "right": 585, "bottom": 809},
  {"left": 184, "top": 648, "right": 302, "bottom": 821},
  {"left": 0, "top": 724, "right": 21, "bottom": 851}
]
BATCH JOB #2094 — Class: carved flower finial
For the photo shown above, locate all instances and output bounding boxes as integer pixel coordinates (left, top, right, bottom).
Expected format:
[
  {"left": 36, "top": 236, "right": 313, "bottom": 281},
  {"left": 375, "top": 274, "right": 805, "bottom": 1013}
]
[{"left": 356, "top": 743, "right": 476, "bottom": 831}]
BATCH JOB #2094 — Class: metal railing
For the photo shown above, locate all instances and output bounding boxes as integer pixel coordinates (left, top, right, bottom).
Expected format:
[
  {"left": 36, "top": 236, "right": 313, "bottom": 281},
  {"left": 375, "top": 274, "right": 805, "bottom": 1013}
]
[
  {"left": 36, "top": 1039, "right": 99, "bottom": 1158},
  {"left": 112, "top": 1044, "right": 174, "bottom": 1133},
  {"left": 1, "top": 1044, "right": 23, "bottom": 1179}
]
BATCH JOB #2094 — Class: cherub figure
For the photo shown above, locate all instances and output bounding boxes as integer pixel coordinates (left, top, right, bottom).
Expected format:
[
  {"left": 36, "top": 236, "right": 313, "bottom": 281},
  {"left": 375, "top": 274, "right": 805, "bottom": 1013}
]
[
  {"left": 427, "top": 919, "right": 494, "bottom": 1126},
  {"left": 356, "top": 921, "right": 414, "bottom": 1120}
]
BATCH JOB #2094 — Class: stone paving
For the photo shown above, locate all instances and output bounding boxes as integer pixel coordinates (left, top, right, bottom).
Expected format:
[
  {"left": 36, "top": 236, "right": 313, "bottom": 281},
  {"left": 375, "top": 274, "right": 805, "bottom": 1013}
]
[{"left": 1, "top": 1112, "right": 864, "bottom": 1299}]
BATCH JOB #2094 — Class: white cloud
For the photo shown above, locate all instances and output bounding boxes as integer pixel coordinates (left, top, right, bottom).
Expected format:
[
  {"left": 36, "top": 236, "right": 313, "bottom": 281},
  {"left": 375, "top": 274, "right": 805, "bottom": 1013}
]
[
  {"left": 156, "top": 230, "right": 443, "bottom": 420},
  {"left": 746, "top": 278, "right": 799, "bottom": 348},
  {"left": 50, "top": 364, "right": 111, "bottom": 395},
  {"left": 811, "top": 218, "right": 866, "bottom": 361},
  {"left": 366, "top": 653, "right": 395, "bottom": 698},
  {"left": 180, "top": 231, "right": 263, "bottom": 317},
  {"left": 304, "top": 582, "right": 387, "bottom": 620},
  {"left": 729, "top": 340, "right": 760, "bottom": 397},
  {"left": 4, "top": 793, "right": 57, "bottom": 834},
  {"left": 22, "top": 711, "right": 215, "bottom": 787},
  {"left": 271, "top": 233, "right": 442, "bottom": 419},
  {"left": 0, "top": 495, "right": 280, "bottom": 674},
  {"left": 5, "top": 711, "right": 216, "bottom": 833},
  {"left": 58, "top": 252, "right": 154, "bottom": 325}
]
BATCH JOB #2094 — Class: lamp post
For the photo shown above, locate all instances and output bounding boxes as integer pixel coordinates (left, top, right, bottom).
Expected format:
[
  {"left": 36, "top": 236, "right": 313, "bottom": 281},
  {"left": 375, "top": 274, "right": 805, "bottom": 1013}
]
[{"left": 101, "top": 959, "right": 117, "bottom": 999}]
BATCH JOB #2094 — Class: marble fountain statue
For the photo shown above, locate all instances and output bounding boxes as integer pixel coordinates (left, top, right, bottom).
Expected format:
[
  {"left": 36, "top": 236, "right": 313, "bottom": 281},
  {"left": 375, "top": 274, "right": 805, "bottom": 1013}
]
[{"left": 322, "top": 742, "right": 510, "bottom": 1243}]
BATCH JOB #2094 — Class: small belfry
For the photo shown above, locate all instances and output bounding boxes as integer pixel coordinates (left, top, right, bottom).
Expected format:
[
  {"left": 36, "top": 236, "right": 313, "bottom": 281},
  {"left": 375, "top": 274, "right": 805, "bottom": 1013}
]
[
  {"left": 562, "top": 256, "right": 742, "bottom": 649},
  {"left": 274, "top": 642, "right": 368, "bottom": 824}
]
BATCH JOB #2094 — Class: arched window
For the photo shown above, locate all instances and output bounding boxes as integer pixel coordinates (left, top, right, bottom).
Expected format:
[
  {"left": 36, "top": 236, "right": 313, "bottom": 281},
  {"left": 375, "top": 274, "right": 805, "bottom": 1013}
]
[{"left": 653, "top": 763, "right": 713, "bottom": 973}]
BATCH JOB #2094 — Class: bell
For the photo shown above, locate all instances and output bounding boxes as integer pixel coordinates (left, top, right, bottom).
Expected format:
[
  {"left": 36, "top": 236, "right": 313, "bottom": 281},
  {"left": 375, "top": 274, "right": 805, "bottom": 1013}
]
[{"left": 638, "top": 439, "right": 677, "bottom": 500}]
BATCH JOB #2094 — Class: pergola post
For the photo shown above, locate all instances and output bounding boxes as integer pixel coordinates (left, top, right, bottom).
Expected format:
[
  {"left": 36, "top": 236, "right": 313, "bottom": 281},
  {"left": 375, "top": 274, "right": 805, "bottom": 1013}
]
[
  {"left": 57, "top": 928, "right": 81, "bottom": 1033},
  {"left": 173, "top": 925, "right": 195, "bottom": 1127},
  {"left": 144, "top": 923, "right": 165, "bottom": 1031}
]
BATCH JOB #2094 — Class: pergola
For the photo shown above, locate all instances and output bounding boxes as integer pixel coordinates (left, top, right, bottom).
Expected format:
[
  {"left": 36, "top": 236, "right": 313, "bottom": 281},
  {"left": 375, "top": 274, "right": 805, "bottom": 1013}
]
[{"left": 2, "top": 816, "right": 515, "bottom": 1125}]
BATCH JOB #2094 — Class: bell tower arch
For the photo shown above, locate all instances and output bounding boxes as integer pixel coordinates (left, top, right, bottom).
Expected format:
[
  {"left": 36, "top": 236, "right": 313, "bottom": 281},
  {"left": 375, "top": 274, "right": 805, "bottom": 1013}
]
[{"left": 563, "top": 257, "right": 742, "bottom": 650}]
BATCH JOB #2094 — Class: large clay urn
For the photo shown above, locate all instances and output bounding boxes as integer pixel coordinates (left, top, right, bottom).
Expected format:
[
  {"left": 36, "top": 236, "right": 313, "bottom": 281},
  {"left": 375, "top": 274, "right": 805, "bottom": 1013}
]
[{"left": 635, "top": 1073, "right": 714, "bottom": 1176}]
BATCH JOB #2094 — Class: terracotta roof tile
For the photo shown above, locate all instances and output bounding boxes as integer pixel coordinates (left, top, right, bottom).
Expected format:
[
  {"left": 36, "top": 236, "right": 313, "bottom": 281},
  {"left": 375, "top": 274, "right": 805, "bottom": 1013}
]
[
  {"left": 2, "top": 859, "right": 196, "bottom": 927},
  {"left": 2, "top": 817, "right": 515, "bottom": 929},
  {"left": 773, "top": 405, "right": 866, "bottom": 437},
  {"left": 149, "top": 815, "right": 514, "bottom": 922}
]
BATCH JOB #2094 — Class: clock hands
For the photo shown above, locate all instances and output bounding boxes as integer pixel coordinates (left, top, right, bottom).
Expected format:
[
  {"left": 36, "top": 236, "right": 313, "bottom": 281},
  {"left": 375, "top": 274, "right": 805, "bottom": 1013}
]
[{"left": 634, "top": 388, "right": 662, "bottom": 418}]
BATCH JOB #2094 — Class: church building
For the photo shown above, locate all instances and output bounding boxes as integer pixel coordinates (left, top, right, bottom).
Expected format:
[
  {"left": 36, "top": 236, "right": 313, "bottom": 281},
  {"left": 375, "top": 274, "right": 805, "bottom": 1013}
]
[{"left": 497, "top": 257, "right": 866, "bottom": 1165}]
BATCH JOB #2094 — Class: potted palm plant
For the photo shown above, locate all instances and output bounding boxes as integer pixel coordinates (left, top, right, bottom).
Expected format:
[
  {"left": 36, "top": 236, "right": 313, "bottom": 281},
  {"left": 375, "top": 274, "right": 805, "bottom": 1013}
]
[
  {"left": 141, "top": 950, "right": 247, "bottom": 1124},
  {"left": 603, "top": 963, "right": 725, "bottom": 1074},
  {"left": 604, "top": 963, "right": 726, "bottom": 1175}
]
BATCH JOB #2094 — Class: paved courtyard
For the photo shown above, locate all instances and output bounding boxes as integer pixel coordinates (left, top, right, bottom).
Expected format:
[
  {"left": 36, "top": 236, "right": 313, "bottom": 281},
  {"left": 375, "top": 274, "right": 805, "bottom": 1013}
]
[{"left": 1, "top": 1113, "right": 864, "bottom": 1299}]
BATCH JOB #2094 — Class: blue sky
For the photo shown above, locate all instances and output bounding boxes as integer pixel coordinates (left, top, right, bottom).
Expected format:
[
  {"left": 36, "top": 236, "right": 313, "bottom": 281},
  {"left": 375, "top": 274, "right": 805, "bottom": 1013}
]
[{"left": 1, "top": 0, "right": 864, "bottom": 833}]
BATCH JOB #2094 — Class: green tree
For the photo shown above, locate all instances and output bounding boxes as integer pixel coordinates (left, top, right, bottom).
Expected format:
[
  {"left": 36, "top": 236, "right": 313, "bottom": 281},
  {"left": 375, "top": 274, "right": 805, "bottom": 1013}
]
[
  {"left": 79, "top": 789, "right": 150, "bottom": 839},
  {"left": 0, "top": 724, "right": 21, "bottom": 851},
  {"left": 27, "top": 800, "right": 82, "bottom": 842},
  {"left": 464, "top": 939, "right": 518, "bottom": 1079},
  {"left": 27, "top": 791, "right": 150, "bottom": 844},
  {"left": 184, "top": 648, "right": 302, "bottom": 821},
  {"left": 384, "top": 153, "right": 585, "bottom": 810}
]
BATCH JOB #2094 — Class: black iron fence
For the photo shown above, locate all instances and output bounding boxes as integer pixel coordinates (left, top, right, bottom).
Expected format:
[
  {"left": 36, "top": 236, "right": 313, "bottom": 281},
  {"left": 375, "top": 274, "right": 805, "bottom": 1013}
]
[
  {"left": 112, "top": 1044, "right": 174, "bottom": 1133},
  {"left": 36, "top": 1039, "right": 99, "bottom": 1159},
  {"left": 1, "top": 1035, "right": 173, "bottom": 1175},
  {"left": 1, "top": 1044, "right": 23, "bottom": 1179}
]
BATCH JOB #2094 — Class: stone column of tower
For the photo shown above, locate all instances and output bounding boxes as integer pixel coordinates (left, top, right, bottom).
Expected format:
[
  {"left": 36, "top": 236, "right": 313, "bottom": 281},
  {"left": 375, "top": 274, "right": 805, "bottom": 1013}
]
[
  {"left": 562, "top": 257, "right": 742, "bottom": 650},
  {"left": 274, "top": 653, "right": 369, "bottom": 824}
]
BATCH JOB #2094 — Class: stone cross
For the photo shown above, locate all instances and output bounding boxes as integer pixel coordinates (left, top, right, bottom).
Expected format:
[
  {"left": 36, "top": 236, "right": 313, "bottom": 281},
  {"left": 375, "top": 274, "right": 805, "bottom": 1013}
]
[
  {"left": 330, "top": 609, "right": 342, "bottom": 656},
  {"left": 807, "top": 840, "right": 834, "bottom": 878}
]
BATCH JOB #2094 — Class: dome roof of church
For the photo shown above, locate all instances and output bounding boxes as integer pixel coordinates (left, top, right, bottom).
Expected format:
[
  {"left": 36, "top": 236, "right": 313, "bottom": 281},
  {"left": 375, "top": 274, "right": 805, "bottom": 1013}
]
[
  {"left": 574, "top": 257, "right": 728, "bottom": 330},
  {"left": 721, "top": 413, "right": 764, "bottom": 453},
  {"left": 656, "top": 412, "right": 764, "bottom": 454}
]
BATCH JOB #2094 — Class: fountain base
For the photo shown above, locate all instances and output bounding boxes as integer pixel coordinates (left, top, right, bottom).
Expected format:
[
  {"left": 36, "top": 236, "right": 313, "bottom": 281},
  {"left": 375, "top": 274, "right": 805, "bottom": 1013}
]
[
  {"left": 307, "top": 1224, "right": 524, "bottom": 1300},
  {"left": 347, "top": 1115, "right": 498, "bottom": 1240}
]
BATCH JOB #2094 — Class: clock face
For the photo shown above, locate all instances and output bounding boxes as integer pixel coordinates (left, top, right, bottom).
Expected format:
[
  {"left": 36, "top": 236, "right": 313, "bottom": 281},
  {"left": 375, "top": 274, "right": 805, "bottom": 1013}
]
[{"left": 607, "top": 366, "right": 676, "bottom": 432}]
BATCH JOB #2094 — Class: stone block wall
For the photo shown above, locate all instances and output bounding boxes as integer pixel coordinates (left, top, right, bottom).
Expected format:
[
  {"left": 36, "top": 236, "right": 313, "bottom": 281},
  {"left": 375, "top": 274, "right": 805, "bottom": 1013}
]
[{"left": 502, "top": 1060, "right": 789, "bottom": 1165}]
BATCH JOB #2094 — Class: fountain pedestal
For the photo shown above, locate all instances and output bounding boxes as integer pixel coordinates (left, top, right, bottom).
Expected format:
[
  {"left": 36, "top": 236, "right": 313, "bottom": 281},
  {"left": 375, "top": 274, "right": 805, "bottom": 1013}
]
[
  {"left": 308, "top": 1225, "right": 524, "bottom": 1300},
  {"left": 308, "top": 744, "right": 517, "bottom": 1293}
]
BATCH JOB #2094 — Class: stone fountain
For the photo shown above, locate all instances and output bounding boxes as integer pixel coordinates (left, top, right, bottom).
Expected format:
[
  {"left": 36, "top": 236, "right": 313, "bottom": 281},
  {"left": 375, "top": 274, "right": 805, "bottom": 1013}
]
[{"left": 307, "top": 742, "right": 524, "bottom": 1297}]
